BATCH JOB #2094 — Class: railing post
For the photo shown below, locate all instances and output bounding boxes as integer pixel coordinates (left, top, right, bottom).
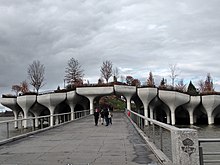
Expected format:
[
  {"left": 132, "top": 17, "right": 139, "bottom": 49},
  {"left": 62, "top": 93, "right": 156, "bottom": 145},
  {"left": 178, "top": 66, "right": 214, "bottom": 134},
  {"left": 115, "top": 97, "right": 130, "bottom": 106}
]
[
  {"left": 6, "top": 122, "right": 9, "bottom": 139},
  {"left": 199, "top": 146, "right": 204, "bottom": 165},
  {"left": 153, "top": 123, "right": 155, "bottom": 144},
  {"left": 33, "top": 118, "right": 36, "bottom": 131},
  {"left": 160, "top": 126, "right": 163, "bottom": 151},
  {"left": 171, "top": 129, "right": 200, "bottom": 165},
  {"left": 20, "top": 120, "right": 23, "bottom": 133},
  {"left": 40, "top": 118, "right": 43, "bottom": 129}
]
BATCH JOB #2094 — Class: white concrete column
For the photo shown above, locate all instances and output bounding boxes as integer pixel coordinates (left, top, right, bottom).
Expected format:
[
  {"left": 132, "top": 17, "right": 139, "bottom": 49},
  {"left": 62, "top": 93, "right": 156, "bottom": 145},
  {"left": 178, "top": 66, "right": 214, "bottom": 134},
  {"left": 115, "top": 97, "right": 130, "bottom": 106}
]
[
  {"left": 202, "top": 95, "right": 220, "bottom": 125},
  {"left": 70, "top": 104, "right": 75, "bottom": 120},
  {"left": 32, "top": 112, "right": 40, "bottom": 128},
  {"left": 185, "top": 96, "right": 201, "bottom": 125},
  {"left": 35, "top": 116, "right": 40, "bottom": 128},
  {"left": 125, "top": 96, "right": 131, "bottom": 110},
  {"left": 23, "top": 109, "right": 28, "bottom": 128},
  {"left": 207, "top": 112, "right": 214, "bottom": 125},
  {"left": 37, "top": 93, "right": 67, "bottom": 127},
  {"left": 12, "top": 111, "right": 18, "bottom": 128},
  {"left": 171, "top": 109, "right": 175, "bottom": 125},
  {"left": 159, "top": 90, "right": 190, "bottom": 125},
  {"left": 137, "top": 88, "right": 157, "bottom": 126},
  {"left": 193, "top": 115, "right": 197, "bottom": 124},
  {"left": 189, "top": 110, "right": 194, "bottom": 125},
  {"left": 166, "top": 110, "right": 171, "bottom": 124},
  {"left": 88, "top": 96, "right": 94, "bottom": 114},
  {"left": 67, "top": 91, "right": 82, "bottom": 120},
  {"left": 143, "top": 103, "right": 148, "bottom": 125},
  {"left": 149, "top": 106, "right": 153, "bottom": 120},
  {"left": 17, "top": 95, "right": 36, "bottom": 129},
  {"left": 49, "top": 106, "right": 54, "bottom": 127},
  {"left": 0, "top": 97, "right": 22, "bottom": 128}
]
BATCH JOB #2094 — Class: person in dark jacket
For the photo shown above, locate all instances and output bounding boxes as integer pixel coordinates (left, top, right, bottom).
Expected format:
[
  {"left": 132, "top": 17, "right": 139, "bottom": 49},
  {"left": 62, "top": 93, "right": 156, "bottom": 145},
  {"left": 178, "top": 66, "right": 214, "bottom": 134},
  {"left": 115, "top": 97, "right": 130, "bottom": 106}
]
[
  {"left": 100, "top": 109, "right": 104, "bottom": 125},
  {"left": 94, "top": 108, "right": 100, "bottom": 126},
  {"left": 104, "top": 108, "right": 109, "bottom": 126}
]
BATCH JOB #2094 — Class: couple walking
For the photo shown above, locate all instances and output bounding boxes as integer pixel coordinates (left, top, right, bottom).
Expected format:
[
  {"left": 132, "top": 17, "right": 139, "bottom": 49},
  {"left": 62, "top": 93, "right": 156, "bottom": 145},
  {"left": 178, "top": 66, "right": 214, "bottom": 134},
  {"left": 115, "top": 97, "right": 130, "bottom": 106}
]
[{"left": 94, "top": 107, "right": 112, "bottom": 126}]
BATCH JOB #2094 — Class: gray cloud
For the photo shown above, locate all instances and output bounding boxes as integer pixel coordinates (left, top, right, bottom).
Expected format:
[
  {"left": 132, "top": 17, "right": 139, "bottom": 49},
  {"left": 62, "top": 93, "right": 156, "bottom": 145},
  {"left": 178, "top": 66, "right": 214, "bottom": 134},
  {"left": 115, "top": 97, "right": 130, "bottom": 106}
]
[{"left": 0, "top": 0, "right": 220, "bottom": 97}]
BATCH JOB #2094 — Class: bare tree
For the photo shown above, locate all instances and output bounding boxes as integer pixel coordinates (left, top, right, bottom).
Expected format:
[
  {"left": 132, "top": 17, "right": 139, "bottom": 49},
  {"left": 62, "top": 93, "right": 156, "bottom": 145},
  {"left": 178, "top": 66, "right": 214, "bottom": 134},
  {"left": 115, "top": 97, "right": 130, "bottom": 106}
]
[
  {"left": 169, "top": 64, "right": 179, "bottom": 87},
  {"left": 198, "top": 73, "right": 215, "bottom": 93},
  {"left": 20, "top": 80, "right": 29, "bottom": 94},
  {"left": 146, "top": 71, "right": 155, "bottom": 87},
  {"left": 65, "top": 58, "right": 84, "bottom": 87},
  {"left": 175, "top": 79, "right": 186, "bottom": 92},
  {"left": 204, "top": 73, "right": 214, "bottom": 92},
  {"left": 198, "top": 79, "right": 205, "bottom": 93},
  {"left": 113, "top": 67, "right": 119, "bottom": 82},
  {"left": 100, "top": 60, "right": 113, "bottom": 83},
  {"left": 28, "top": 60, "right": 45, "bottom": 93}
]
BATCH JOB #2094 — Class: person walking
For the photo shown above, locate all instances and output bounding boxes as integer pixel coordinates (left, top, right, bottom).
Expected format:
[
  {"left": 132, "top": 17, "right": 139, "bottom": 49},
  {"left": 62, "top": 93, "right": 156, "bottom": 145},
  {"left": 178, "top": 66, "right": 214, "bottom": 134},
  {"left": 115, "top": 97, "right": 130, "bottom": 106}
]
[
  {"left": 108, "top": 110, "right": 113, "bottom": 125},
  {"left": 100, "top": 109, "right": 104, "bottom": 125},
  {"left": 93, "top": 108, "right": 100, "bottom": 126},
  {"left": 104, "top": 107, "right": 109, "bottom": 126}
]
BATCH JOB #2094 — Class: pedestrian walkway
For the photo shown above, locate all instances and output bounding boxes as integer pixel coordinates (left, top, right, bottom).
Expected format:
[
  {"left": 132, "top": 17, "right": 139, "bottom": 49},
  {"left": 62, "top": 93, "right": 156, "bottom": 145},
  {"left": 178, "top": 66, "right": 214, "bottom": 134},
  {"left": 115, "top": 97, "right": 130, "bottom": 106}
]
[{"left": 0, "top": 112, "right": 160, "bottom": 165}]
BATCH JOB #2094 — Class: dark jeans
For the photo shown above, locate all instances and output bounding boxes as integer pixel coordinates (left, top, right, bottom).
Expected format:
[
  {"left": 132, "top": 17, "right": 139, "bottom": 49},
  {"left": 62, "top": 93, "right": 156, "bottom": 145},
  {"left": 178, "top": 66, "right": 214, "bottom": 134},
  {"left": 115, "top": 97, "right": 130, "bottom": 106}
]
[
  {"left": 105, "top": 116, "right": 109, "bottom": 126},
  {"left": 94, "top": 117, "right": 99, "bottom": 125}
]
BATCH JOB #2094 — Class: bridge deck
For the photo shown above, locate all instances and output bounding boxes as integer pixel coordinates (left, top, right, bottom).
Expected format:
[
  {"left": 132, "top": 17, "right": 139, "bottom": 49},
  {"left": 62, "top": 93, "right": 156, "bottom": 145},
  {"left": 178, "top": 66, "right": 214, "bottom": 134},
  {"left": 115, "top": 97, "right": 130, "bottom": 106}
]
[{"left": 0, "top": 112, "right": 160, "bottom": 165}]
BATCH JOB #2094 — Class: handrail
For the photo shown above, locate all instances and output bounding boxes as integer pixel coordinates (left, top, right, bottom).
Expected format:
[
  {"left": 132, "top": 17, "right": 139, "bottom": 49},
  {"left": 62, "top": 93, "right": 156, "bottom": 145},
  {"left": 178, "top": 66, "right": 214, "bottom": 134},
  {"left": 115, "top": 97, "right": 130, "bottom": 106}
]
[
  {"left": 198, "top": 138, "right": 220, "bottom": 165},
  {"left": 0, "top": 110, "right": 89, "bottom": 124},
  {"left": 0, "top": 109, "right": 90, "bottom": 142},
  {"left": 127, "top": 109, "right": 199, "bottom": 165},
  {"left": 127, "top": 108, "right": 184, "bottom": 131},
  {"left": 127, "top": 109, "right": 173, "bottom": 163}
]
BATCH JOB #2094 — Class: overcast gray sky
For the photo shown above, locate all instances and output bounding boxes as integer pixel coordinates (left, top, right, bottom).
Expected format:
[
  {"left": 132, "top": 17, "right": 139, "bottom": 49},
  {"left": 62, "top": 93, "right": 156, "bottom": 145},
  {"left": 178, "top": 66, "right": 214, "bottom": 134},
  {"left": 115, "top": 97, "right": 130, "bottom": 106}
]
[{"left": 1, "top": 0, "right": 220, "bottom": 106}]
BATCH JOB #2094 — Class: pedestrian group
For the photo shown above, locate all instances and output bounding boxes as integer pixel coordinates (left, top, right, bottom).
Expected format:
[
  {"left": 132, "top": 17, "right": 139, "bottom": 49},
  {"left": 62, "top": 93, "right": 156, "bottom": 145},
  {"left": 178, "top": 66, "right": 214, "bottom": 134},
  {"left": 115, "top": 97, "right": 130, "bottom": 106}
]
[{"left": 93, "top": 106, "right": 113, "bottom": 126}]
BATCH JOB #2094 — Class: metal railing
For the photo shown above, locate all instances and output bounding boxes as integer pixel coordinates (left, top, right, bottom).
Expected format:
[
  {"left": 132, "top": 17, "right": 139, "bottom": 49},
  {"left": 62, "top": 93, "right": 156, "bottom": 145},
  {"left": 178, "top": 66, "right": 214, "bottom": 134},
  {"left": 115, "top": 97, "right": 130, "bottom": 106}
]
[
  {"left": 0, "top": 110, "right": 90, "bottom": 142},
  {"left": 199, "top": 139, "right": 220, "bottom": 165},
  {"left": 126, "top": 109, "right": 200, "bottom": 165},
  {"left": 128, "top": 109, "right": 173, "bottom": 162}
]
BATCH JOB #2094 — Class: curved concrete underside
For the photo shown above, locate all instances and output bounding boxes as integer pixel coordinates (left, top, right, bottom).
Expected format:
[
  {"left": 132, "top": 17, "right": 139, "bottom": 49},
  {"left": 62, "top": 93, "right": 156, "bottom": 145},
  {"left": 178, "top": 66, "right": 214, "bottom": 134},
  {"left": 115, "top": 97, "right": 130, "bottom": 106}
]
[{"left": 1, "top": 85, "right": 220, "bottom": 126}]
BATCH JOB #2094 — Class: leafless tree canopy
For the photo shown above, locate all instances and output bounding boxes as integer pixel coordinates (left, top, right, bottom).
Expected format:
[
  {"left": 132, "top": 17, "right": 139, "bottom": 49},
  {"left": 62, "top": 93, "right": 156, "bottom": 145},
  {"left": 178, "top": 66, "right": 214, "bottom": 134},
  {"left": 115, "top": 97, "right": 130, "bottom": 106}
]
[
  {"left": 20, "top": 80, "right": 29, "bottom": 94},
  {"left": 100, "top": 60, "right": 113, "bottom": 83},
  {"left": 12, "top": 80, "right": 29, "bottom": 96},
  {"left": 65, "top": 58, "right": 84, "bottom": 86},
  {"left": 169, "top": 64, "right": 179, "bottom": 87},
  {"left": 198, "top": 73, "right": 215, "bottom": 93},
  {"left": 113, "top": 67, "right": 119, "bottom": 82},
  {"left": 147, "top": 71, "right": 155, "bottom": 87},
  {"left": 28, "top": 60, "right": 45, "bottom": 93},
  {"left": 175, "top": 79, "right": 186, "bottom": 92}
]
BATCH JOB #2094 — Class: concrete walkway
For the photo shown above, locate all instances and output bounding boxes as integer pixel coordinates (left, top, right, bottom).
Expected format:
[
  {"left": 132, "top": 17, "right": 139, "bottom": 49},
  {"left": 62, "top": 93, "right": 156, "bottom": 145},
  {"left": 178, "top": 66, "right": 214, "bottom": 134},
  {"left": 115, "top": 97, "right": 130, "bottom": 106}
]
[{"left": 0, "top": 112, "right": 160, "bottom": 165}]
